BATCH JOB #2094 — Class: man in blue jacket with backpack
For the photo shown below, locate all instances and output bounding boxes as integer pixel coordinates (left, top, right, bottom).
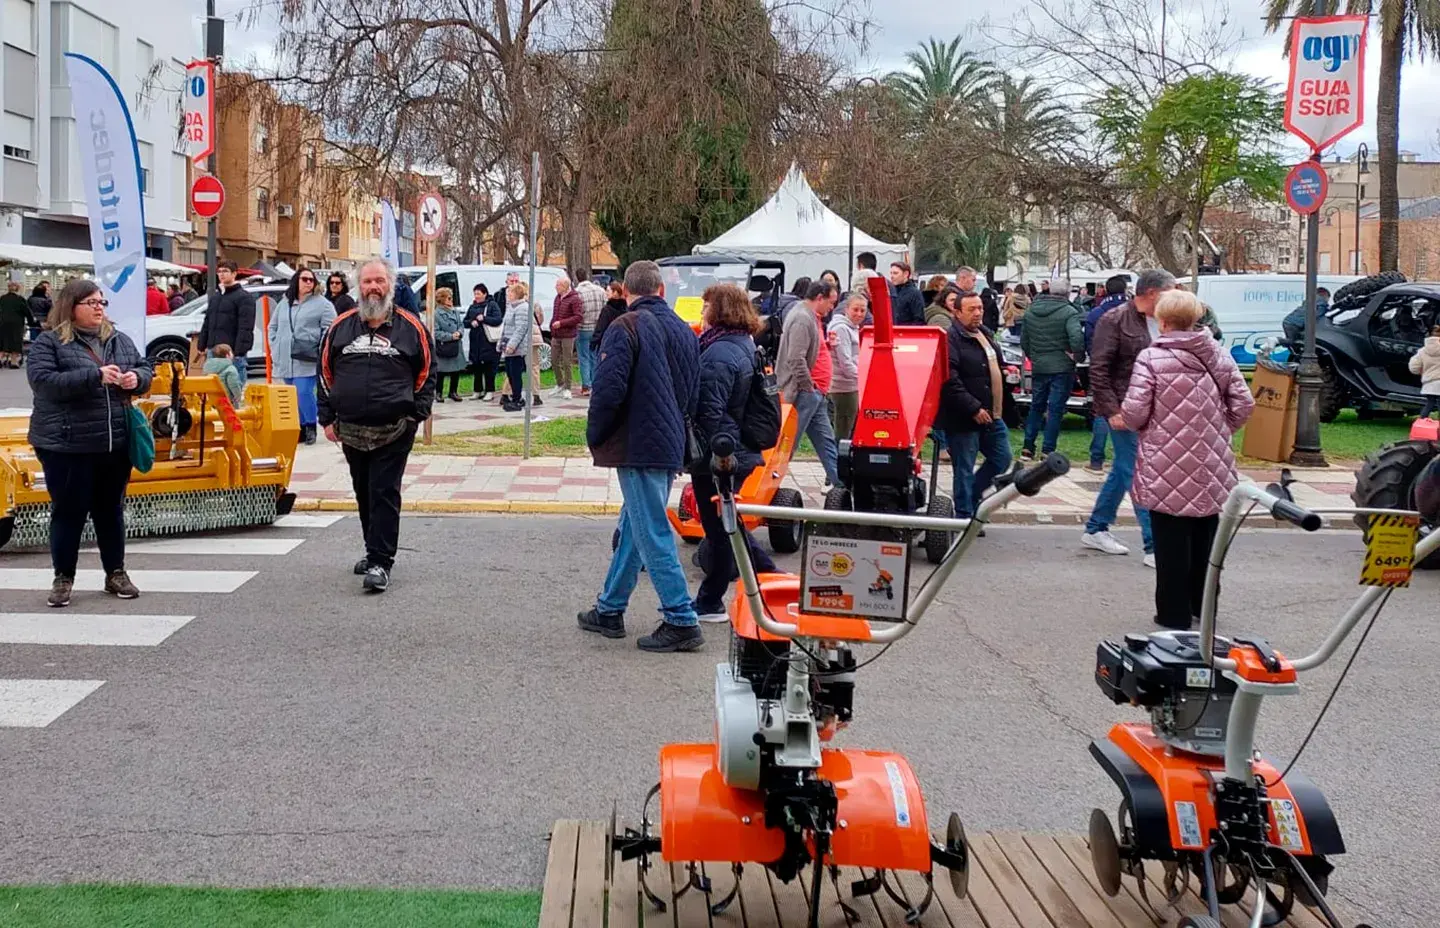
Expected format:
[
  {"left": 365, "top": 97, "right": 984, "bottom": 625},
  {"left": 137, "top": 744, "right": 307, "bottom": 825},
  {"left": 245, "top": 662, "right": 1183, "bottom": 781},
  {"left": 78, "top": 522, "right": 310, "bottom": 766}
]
[{"left": 578, "top": 260, "right": 703, "bottom": 652}]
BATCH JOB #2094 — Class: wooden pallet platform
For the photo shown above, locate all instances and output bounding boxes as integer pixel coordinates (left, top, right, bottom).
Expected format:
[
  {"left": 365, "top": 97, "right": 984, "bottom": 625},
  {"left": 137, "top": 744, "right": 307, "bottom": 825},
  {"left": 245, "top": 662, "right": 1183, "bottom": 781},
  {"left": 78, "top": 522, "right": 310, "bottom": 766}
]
[{"left": 540, "top": 821, "right": 1339, "bottom": 928}]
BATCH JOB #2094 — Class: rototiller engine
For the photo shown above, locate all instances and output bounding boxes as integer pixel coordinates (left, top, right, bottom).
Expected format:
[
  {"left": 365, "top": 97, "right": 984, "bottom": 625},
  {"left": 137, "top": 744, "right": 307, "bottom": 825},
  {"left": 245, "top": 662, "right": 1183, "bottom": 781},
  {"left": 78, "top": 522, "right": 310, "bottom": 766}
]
[
  {"left": 613, "top": 431, "right": 1071, "bottom": 928},
  {"left": 826, "top": 275, "right": 954, "bottom": 564},
  {"left": 1088, "top": 477, "right": 1440, "bottom": 928}
]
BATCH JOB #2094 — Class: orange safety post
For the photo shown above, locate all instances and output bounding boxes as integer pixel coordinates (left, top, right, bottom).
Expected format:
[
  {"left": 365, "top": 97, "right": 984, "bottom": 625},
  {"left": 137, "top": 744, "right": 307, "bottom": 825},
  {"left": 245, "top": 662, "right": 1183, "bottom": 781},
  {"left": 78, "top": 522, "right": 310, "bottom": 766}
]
[{"left": 261, "top": 295, "right": 273, "bottom": 382}]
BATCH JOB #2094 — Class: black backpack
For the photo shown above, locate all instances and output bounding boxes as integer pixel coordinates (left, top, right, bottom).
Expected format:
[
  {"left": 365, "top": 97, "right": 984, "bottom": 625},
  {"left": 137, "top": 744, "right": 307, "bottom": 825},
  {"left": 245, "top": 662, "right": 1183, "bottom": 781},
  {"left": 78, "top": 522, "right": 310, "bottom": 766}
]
[{"left": 737, "top": 348, "right": 781, "bottom": 452}]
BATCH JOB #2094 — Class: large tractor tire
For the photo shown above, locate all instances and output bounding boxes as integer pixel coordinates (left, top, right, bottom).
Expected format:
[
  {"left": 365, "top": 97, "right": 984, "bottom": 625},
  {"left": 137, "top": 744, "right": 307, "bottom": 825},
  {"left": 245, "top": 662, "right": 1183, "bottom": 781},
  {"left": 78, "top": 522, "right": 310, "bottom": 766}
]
[
  {"left": 1352, "top": 439, "right": 1440, "bottom": 569},
  {"left": 1318, "top": 360, "right": 1348, "bottom": 423},
  {"left": 1331, "top": 271, "right": 1406, "bottom": 309}
]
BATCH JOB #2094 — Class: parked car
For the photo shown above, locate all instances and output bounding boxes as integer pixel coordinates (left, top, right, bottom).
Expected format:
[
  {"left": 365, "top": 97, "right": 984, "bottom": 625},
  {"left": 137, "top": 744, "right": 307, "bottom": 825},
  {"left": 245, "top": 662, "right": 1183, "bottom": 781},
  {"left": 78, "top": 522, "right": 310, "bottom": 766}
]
[
  {"left": 143, "top": 281, "right": 285, "bottom": 374},
  {"left": 1314, "top": 276, "right": 1440, "bottom": 420}
]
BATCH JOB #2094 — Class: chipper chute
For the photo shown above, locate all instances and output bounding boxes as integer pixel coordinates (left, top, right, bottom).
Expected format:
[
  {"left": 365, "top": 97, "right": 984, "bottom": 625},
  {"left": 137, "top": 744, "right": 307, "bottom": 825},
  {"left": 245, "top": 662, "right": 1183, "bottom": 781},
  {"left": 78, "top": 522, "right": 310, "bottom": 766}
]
[{"left": 0, "top": 356, "right": 301, "bottom": 550}]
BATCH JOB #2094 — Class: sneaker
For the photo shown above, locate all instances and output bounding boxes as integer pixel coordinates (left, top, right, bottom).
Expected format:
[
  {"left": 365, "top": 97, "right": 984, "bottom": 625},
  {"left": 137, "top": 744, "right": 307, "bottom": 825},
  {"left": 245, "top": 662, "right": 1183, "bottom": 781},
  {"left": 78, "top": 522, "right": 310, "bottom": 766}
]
[
  {"left": 531, "top": 397, "right": 544, "bottom": 407},
  {"left": 637, "top": 621, "right": 705, "bottom": 653},
  {"left": 1019, "top": 448, "right": 1036, "bottom": 462},
  {"left": 1084, "top": 463, "right": 1106, "bottom": 475},
  {"left": 448, "top": 393, "right": 462, "bottom": 402},
  {"left": 1081, "top": 531, "right": 1130, "bottom": 556},
  {"left": 362, "top": 565, "right": 390, "bottom": 593},
  {"left": 48, "top": 575, "right": 73, "bottom": 608},
  {"left": 477, "top": 392, "right": 490, "bottom": 401},
  {"left": 104, "top": 570, "right": 140, "bottom": 599},
  {"left": 577, "top": 608, "right": 626, "bottom": 639},
  {"left": 353, "top": 557, "right": 370, "bottom": 575},
  {"left": 1143, "top": 553, "right": 1156, "bottom": 569},
  {"left": 562, "top": 389, "right": 573, "bottom": 400},
  {"left": 696, "top": 610, "right": 730, "bottom": 624}
]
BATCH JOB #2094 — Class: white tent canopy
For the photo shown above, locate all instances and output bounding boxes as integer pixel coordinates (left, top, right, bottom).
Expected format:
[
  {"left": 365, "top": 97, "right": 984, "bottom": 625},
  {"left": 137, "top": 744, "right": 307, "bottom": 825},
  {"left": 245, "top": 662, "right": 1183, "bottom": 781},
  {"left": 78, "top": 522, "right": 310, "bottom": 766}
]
[
  {"left": 0, "top": 243, "right": 191, "bottom": 275},
  {"left": 693, "top": 164, "right": 907, "bottom": 286}
]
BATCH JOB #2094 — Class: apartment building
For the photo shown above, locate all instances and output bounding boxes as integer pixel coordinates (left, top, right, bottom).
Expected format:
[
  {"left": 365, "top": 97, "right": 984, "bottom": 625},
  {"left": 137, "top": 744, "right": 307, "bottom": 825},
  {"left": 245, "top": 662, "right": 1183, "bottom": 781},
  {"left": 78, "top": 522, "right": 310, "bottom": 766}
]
[{"left": 0, "top": 0, "right": 199, "bottom": 257}]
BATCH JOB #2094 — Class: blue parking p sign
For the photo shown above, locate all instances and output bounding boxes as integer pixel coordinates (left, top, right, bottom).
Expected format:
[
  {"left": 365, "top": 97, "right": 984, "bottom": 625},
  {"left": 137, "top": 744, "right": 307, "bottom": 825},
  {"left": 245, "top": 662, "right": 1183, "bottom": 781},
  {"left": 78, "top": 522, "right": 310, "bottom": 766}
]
[{"left": 1285, "top": 161, "right": 1328, "bottom": 215}]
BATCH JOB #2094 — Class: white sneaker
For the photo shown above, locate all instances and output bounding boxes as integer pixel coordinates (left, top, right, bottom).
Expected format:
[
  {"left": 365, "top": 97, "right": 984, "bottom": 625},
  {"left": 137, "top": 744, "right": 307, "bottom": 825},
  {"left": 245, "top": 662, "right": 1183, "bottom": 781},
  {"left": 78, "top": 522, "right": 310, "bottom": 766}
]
[
  {"left": 1081, "top": 531, "right": 1130, "bottom": 556},
  {"left": 697, "top": 612, "right": 730, "bottom": 624},
  {"left": 1143, "top": 553, "right": 1156, "bottom": 568},
  {"left": 562, "top": 389, "right": 573, "bottom": 400}
]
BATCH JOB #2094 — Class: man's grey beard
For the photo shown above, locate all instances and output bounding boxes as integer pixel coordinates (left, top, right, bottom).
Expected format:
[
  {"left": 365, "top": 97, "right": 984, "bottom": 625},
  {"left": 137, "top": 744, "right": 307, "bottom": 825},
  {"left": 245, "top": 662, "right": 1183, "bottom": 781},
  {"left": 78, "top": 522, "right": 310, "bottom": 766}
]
[{"left": 359, "top": 293, "right": 393, "bottom": 322}]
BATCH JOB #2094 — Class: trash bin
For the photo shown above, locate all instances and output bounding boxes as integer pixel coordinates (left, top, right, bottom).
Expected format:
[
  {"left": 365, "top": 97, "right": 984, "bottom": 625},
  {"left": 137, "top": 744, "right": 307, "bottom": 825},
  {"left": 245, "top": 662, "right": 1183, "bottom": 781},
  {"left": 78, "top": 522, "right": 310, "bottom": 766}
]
[{"left": 1242, "top": 352, "right": 1299, "bottom": 463}]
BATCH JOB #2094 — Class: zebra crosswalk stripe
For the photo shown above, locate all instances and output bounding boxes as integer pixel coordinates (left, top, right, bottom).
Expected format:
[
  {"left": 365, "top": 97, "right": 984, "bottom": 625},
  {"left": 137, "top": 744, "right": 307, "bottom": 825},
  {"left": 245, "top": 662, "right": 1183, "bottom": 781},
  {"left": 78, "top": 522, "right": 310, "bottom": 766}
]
[
  {"left": 0, "top": 613, "right": 195, "bottom": 647},
  {"left": 0, "top": 679, "right": 105, "bottom": 727},
  {"left": 114, "top": 537, "right": 306, "bottom": 556},
  {"left": 0, "top": 569, "right": 256, "bottom": 594}
]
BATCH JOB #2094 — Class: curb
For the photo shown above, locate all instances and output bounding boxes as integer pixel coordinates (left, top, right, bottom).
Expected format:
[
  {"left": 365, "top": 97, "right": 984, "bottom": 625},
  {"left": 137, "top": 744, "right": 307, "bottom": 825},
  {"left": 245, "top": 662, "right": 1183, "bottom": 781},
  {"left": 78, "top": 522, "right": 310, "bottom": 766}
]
[{"left": 292, "top": 498, "right": 623, "bottom": 516}]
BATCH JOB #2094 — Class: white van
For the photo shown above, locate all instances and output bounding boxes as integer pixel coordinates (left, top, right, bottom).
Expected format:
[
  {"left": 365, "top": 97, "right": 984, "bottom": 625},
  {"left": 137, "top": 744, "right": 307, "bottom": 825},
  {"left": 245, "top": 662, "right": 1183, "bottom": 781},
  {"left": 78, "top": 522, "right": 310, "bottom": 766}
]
[
  {"left": 397, "top": 264, "right": 569, "bottom": 334},
  {"left": 1181, "top": 273, "right": 1360, "bottom": 365}
]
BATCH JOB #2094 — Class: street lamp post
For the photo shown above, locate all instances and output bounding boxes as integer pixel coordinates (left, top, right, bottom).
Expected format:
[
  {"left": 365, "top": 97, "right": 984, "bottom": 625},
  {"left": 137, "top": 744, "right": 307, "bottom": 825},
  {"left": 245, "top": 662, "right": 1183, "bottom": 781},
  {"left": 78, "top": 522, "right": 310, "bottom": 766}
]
[
  {"left": 844, "top": 77, "right": 879, "bottom": 290},
  {"left": 1354, "top": 143, "right": 1369, "bottom": 274},
  {"left": 1324, "top": 206, "right": 1343, "bottom": 273}
]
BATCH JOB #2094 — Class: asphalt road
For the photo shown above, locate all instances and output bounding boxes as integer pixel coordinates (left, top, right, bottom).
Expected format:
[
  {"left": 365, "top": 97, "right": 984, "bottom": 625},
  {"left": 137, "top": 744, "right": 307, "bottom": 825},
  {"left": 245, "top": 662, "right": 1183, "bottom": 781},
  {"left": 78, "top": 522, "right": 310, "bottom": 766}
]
[
  {"left": 0, "top": 516, "right": 1434, "bottom": 926},
  {"left": 0, "top": 365, "right": 32, "bottom": 410}
]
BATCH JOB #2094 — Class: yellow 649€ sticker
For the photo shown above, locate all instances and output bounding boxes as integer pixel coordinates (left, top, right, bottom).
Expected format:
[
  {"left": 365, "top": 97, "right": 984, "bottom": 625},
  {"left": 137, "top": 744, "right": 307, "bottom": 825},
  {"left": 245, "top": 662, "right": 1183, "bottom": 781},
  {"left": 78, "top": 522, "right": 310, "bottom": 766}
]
[{"left": 1361, "top": 514, "right": 1419, "bottom": 588}]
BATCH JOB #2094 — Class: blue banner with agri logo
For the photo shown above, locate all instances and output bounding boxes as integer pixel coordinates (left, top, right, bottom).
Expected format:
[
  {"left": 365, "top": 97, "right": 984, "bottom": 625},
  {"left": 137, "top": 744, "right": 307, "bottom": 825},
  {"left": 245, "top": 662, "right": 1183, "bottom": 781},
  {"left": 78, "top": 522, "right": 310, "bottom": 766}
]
[{"left": 63, "top": 53, "right": 147, "bottom": 348}]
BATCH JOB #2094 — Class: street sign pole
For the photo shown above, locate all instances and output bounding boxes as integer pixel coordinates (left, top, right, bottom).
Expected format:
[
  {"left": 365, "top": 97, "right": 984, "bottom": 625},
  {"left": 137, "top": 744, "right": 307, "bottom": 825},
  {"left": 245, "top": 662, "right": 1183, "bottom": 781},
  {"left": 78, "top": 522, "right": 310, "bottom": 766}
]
[
  {"left": 204, "top": 0, "right": 220, "bottom": 303},
  {"left": 415, "top": 190, "right": 447, "bottom": 446},
  {"left": 1293, "top": 204, "right": 1326, "bottom": 466},
  {"left": 524, "top": 151, "right": 540, "bottom": 459}
]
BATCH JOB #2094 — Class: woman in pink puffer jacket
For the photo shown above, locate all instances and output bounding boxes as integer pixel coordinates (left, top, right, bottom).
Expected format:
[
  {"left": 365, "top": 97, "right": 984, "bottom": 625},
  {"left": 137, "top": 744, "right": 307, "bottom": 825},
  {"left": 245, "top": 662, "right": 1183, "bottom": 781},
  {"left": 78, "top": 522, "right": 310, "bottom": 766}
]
[{"left": 1122, "top": 290, "right": 1255, "bottom": 629}]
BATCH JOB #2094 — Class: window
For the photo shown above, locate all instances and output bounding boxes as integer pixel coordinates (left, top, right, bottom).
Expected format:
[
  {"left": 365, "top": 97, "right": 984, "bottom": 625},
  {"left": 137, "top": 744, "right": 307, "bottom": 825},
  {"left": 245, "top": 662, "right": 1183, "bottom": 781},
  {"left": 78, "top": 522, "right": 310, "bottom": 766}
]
[
  {"left": 256, "top": 186, "right": 269, "bottom": 221},
  {"left": 1319, "top": 253, "right": 1332, "bottom": 273},
  {"left": 134, "top": 39, "right": 154, "bottom": 108},
  {"left": 137, "top": 140, "right": 153, "bottom": 197},
  {"left": 305, "top": 147, "right": 316, "bottom": 171},
  {"left": 1417, "top": 252, "right": 1430, "bottom": 278},
  {"left": 1349, "top": 250, "right": 1361, "bottom": 274},
  {"left": 60, "top": 5, "right": 119, "bottom": 74},
  {"left": 303, "top": 201, "right": 316, "bottom": 231},
  {"left": 2, "top": 110, "right": 33, "bottom": 161},
  {"left": 4, "top": 0, "right": 35, "bottom": 52},
  {"left": 327, "top": 220, "right": 340, "bottom": 251},
  {"left": 255, "top": 122, "right": 269, "bottom": 154}
]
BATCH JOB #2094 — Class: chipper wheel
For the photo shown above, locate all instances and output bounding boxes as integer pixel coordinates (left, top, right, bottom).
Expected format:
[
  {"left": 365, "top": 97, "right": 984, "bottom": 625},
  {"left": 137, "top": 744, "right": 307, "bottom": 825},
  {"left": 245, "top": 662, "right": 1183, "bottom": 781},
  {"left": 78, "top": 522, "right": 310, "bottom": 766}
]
[
  {"left": 767, "top": 487, "right": 804, "bottom": 553},
  {"left": 1089, "top": 808, "right": 1123, "bottom": 897},
  {"left": 945, "top": 813, "right": 970, "bottom": 900},
  {"left": 1178, "top": 918, "right": 1222, "bottom": 928},
  {"left": 924, "top": 494, "right": 955, "bottom": 565}
]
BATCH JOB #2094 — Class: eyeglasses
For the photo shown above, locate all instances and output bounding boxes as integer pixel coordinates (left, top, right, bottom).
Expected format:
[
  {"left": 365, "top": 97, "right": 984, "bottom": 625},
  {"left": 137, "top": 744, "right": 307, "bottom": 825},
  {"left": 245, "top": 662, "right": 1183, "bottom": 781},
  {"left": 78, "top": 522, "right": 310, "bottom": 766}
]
[
  {"left": 299, "top": 276, "right": 317, "bottom": 283},
  {"left": 78, "top": 298, "right": 110, "bottom": 308}
]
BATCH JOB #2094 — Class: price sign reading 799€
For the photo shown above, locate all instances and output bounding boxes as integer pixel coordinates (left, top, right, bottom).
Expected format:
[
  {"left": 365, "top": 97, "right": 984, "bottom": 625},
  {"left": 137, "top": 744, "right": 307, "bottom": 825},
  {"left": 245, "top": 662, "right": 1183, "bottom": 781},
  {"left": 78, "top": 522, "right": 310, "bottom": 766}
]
[{"left": 799, "top": 530, "right": 910, "bottom": 621}]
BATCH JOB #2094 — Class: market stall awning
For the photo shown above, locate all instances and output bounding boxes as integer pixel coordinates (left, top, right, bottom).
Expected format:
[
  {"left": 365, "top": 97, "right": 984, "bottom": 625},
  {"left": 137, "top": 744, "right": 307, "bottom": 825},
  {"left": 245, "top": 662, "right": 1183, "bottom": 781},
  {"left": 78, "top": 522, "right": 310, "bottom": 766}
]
[{"left": 0, "top": 243, "right": 192, "bottom": 275}]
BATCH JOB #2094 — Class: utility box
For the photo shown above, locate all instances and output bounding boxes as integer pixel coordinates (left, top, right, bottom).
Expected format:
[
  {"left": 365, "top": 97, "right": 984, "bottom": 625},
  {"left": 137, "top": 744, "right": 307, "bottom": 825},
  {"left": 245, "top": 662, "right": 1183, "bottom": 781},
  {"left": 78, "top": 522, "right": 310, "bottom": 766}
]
[{"left": 1243, "top": 357, "right": 1299, "bottom": 463}]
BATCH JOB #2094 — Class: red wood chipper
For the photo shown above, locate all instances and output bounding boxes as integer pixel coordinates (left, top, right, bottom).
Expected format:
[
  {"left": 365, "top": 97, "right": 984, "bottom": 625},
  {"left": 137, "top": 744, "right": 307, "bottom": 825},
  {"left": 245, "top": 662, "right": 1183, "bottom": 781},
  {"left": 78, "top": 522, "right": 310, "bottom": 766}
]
[{"left": 825, "top": 275, "right": 955, "bottom": 563}]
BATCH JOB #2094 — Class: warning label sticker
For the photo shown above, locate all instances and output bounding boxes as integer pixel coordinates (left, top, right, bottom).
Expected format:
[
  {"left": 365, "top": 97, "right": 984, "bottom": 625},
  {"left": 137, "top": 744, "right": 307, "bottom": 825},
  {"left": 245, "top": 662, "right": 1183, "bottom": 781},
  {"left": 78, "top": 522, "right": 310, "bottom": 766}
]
[
  {"left": 1174, "top": 801, "right": 1203, "bottom": 848},
  {"left": 1272, "top": 798, "right": 1305, "bottom": 851},
  {"left": 885, "top": 761, "right": 911, "bottom": 828}
]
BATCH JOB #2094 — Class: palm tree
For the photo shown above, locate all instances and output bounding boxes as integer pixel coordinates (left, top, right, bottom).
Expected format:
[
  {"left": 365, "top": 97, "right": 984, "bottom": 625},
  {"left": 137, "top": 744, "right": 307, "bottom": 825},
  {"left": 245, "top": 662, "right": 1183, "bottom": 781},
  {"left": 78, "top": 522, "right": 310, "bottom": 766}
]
[
  {"left": 884, "top": 37, "right": 996, "bottom": 123},
  {"left": 981, "top": 75, "right": 1075, "bottom": 156},
  {"left": 1264, "top": 0, "right": 1440, "bottom": 272}
]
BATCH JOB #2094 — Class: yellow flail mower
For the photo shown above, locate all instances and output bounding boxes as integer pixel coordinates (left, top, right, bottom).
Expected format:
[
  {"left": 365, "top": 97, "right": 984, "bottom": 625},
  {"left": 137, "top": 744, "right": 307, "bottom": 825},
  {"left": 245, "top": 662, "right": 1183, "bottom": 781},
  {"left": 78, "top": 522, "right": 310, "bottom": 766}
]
[{"left": 0, "top": 356, "right": 301, "bottom": 550}]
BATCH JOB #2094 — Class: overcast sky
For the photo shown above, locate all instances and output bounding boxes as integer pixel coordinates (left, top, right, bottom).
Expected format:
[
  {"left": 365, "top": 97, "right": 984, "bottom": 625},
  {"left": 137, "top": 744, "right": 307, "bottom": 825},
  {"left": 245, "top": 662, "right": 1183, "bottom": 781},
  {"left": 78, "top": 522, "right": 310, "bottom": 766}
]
[{"left": 214, "top": 0, "right": 1440, "bottom": 158}]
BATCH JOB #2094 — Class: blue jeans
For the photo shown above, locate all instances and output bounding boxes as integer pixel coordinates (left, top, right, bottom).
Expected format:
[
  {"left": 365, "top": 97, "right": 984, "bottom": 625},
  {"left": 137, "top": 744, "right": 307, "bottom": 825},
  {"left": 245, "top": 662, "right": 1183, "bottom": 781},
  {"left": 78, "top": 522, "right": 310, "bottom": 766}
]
[
  {"left": 1089, "top": 416, "right": 1111, "bottom": 467},
  {"left": 947, "top": 419, "right": 1012, "bottom": 519},
  {"left": 233, "top": 355, "right": 247, "bottom": 380},
  {"left": 793, "top": 389, "right": 840, "bottom": 486},
  {"left": 285, "top": 375, "right": 318, "bottom": 425},
  {"left": 1023, "top": 371, "right": 1073, "bottom": 454},
  {"left": 1084, "top": 427, "right": 1154, "bottom": 553},
  {"left": 577, "top": 329, "right": 596, "bottom": 388},
  {"left": 598, "top": 467, "right": 698, "bottom": 627}
]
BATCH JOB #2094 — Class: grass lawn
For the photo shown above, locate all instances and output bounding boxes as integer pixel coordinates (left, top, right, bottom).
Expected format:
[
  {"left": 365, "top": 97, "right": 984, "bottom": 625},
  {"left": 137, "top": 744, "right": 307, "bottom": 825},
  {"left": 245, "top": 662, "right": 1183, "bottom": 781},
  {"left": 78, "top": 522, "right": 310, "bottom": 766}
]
[
  {"left": 0, "top": 885, "right": 540, "bottom": 928},
  {"left": 419, "top": 409, "right": 1412, "bottom": 466}
]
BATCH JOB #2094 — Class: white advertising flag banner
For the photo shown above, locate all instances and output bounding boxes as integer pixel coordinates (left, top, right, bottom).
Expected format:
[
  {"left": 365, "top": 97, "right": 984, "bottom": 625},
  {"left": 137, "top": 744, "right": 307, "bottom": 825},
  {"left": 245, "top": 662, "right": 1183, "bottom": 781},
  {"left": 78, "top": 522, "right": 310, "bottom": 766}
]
[
  {"left": 1284, "top": 16, "right": 1368, "bottom": 153},
  {"left": 380, "top": 199, "right": 399, "bottom": 263},
  {"left": 64, "top": 53, "right": 147, "bottom": 348}
]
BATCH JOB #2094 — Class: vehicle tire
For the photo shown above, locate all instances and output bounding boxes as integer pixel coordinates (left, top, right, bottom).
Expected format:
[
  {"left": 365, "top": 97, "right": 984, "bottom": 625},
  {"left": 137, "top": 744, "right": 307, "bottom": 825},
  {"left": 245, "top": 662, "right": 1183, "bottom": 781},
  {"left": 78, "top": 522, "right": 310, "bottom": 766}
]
[
  {"left": 1330, "top": 270, "right": 1406, "bottom": 308},
  {"left": 823, "top": 487, "right": 851, "bottom": 511},
  {"left": 1351, "top": 439, "right": 1440, "bottom": 530},
  {"left": 537, "top": 339, "right": 553, "bottom": 373},
  {"left": 0, "top": 515, "right": 12, "bottom": 550},
  {"left": 924, "top": 494, "right": 955, "bottom": 564},
  {"left": 768, "top": 487, "right": 804, "bottom": 553},
  {"left": 147, "top": 337, "right": 190, "bottom": 364},
  {"left": 1178, "top": 917, "right": 1222, "bottom": 928},
  {"left": 1318, "top": 360, "right": 1347, "bottom": 423}
]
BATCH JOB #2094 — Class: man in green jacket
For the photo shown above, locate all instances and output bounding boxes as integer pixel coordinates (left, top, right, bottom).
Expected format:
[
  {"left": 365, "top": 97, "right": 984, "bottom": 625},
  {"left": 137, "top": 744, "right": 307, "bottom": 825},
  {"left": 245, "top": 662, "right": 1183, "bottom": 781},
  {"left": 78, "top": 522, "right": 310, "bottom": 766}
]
[{"left": 1019, "top": 278, "right": 1085, "bottom": 459}]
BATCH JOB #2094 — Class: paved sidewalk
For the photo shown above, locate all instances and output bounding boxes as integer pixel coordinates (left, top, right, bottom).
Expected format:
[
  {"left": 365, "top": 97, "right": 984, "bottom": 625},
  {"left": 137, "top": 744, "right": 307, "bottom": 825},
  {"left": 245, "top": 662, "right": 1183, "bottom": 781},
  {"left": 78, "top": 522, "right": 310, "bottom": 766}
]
[{"left": 291, "top": 436, "right": 1362, "bottom": 525}]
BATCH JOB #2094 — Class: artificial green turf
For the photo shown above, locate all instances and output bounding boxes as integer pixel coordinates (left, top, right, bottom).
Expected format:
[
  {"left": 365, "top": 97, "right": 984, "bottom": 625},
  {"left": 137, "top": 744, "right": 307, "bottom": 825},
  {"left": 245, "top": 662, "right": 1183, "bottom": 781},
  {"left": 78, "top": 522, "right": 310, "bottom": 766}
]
[{"left": 0, "top": 885, "right": 542, "bottom": 928}]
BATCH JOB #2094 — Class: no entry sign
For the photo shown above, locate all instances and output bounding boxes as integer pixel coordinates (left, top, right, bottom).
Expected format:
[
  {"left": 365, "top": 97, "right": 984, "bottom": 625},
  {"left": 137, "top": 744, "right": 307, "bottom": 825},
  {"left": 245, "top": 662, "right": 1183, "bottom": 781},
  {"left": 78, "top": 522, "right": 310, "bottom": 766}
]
[
  {"left": 1285, "top": 161, "right": 1328, "bottom": 215},
  {"left": 1284, "top": 16, "right": 1368, "bottom": 153},
  {"left": 190, "top": 174, "right": 225, "bottom": 219}
]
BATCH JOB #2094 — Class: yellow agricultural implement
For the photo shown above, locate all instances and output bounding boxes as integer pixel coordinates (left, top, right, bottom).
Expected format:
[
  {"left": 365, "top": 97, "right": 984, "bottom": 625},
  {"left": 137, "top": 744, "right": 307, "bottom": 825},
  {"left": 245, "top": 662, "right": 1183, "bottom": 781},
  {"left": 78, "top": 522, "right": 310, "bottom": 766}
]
[{"left": 0, "top": 358, "right": 301, "bottom": 550}]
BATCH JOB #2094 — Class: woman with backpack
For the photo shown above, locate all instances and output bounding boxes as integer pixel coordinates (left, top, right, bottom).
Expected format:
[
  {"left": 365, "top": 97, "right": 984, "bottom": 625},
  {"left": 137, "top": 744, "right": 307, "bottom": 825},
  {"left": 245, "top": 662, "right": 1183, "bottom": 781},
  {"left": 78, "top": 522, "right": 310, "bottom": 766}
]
[{"left": 689, "top": 284, "right": 779, "bottom": 623}]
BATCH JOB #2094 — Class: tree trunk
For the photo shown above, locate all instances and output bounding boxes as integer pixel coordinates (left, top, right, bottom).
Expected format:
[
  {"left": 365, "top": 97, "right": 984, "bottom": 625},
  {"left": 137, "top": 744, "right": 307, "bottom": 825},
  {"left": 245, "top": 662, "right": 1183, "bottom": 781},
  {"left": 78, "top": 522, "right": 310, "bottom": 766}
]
[
  {"left": 563, "top": 205, "right": 592, "bottom": 276},
  {"left": 1376, "top": 22, "right": 1402, "bottom": 272},
  {"left": 1190, "top": 215, "right": 1202, "bottom": 286}
]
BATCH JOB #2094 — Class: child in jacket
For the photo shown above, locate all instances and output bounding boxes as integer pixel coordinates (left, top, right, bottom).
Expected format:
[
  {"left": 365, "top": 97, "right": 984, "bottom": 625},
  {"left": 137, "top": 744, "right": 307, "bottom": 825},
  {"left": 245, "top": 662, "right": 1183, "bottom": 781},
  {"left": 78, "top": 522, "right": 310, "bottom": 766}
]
[{"left": 1409, "top": 326, "right": 1440, "bottom": 418}]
